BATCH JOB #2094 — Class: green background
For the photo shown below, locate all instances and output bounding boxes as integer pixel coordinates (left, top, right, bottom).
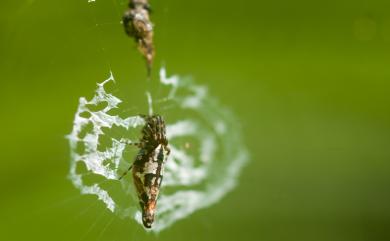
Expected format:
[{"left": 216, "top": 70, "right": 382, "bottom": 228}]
[{"left": 1, "top": 0, "right": 390, "bottom": 240}]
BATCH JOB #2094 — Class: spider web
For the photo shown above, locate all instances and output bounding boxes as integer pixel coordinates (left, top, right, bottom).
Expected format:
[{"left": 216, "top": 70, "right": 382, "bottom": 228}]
[{"left": 67, "top": 0, "right": 249, "bottom": 233}]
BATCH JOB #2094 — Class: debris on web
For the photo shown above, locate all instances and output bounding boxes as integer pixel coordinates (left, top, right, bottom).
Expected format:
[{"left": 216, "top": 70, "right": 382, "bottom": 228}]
[{"left": 68, "top": 68, "right": 249, "bottom": 232}]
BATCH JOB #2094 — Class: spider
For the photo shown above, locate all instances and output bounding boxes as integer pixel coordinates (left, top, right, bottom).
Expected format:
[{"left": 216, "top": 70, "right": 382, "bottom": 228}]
[{"left": 119, "top": 114, "right": 170, "bottom": 228}]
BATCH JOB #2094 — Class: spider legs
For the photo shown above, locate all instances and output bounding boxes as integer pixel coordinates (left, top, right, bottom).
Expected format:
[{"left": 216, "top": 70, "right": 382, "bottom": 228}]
[{"left": 118, "top": 140, "right": 141, "bottom": 180}]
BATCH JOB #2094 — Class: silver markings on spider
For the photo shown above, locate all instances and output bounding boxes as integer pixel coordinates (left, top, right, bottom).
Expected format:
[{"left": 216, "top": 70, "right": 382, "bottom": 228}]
[{"left": 119, "top": 114, "right": 170, "bottom": 228}]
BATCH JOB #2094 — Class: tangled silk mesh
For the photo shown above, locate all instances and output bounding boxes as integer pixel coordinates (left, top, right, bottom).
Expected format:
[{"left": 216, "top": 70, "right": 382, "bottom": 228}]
[{"left": 67, "top": 68, "right": 249, "bottom": 232}]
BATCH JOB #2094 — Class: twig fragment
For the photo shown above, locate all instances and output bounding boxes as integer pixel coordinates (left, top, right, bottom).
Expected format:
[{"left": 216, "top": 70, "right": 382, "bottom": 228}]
[{"left": 123, "top": 0, "right": 154, "bottom": 77}]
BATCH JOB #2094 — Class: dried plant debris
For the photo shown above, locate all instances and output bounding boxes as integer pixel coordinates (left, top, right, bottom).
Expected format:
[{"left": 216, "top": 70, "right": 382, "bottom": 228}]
[{"left": 123, "top": 0, "right": 154, "bottom": 76}]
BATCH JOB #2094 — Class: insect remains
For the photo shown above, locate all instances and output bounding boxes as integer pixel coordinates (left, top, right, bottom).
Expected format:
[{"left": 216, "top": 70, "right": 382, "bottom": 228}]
[
  {"left": 119, "top": 114, "right": 170, "bottom": 228},
  {"left": 123, "top": 0, "right": 154, "bottom": 76}
]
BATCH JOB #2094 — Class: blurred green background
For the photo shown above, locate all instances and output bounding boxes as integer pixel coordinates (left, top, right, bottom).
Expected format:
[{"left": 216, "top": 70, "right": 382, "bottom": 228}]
[{"left": 1, "top": 0, "right": 390, "bottom": 240}]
